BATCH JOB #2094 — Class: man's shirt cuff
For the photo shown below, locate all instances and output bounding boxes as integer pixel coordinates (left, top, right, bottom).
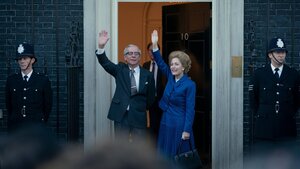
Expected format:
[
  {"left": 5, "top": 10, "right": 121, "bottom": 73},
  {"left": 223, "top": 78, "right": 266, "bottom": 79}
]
[{"left": 96, "top": 48, "right": 105, "bottom": 55}]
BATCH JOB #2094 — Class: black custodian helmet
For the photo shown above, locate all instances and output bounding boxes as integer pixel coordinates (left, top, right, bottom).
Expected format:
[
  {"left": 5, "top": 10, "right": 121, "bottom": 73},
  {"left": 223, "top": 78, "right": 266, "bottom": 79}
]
[
  {"left": 268, "top": 37, "right": 288, "bottom": 53},
  {"left": 15, "top": 42, "right": 37, "bottom": 63}
]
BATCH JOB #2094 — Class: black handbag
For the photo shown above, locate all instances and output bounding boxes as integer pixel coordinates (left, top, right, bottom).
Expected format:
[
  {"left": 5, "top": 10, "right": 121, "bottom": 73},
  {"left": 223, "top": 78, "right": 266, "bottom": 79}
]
[{"left": 174, "top": 139, "right": 203, "bottom": 169}]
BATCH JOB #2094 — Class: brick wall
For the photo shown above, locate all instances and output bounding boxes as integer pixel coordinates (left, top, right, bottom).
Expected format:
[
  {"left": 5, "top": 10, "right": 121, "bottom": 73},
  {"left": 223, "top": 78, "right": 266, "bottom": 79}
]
[
  {"left": 244, "top": 0, "right": 300, "bottom": 153},
  {"left": 0, "top": 0, "right": 83, "bottom": 143}
]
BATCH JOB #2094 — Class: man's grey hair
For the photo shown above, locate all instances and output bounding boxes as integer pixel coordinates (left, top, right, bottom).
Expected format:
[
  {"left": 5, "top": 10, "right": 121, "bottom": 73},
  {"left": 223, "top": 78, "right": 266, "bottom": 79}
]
[{"left": 123, "top": 44, "right": 141, "bottom": 55}]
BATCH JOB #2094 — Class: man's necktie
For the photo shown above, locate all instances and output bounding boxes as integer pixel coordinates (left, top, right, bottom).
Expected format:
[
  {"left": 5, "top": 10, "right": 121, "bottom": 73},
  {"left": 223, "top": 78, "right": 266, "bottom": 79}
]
[
  {"left": 130, "top": 70, "right": 137, "bottom": 95},
  {"left": 274, "top": 68, "right": 279, "bottom": 79},
  {"left": 152, "top": 62, "right": 156, "bottom": 74},
  {"left": 24, "top": 75, "right": 28, "bottom": 82},
  {"left": 152, "top": 62, "right": 157, "bottom": 89}
]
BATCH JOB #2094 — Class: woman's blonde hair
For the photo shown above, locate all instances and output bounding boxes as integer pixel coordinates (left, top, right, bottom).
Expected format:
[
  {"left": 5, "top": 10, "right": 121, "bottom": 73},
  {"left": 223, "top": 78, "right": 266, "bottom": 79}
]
[{"left": 168, "top": 51, "right": 191, "bottom": 73}]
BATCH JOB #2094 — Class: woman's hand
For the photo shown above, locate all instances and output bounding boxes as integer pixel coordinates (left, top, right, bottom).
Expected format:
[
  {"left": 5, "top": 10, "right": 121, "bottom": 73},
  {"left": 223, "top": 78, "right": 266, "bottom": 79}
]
[
  {"left": 182, "top": 131, "right": 190, "bottom": 140},
  {"left": 151, "top": 30, "right": 159, "bottom": 50}
]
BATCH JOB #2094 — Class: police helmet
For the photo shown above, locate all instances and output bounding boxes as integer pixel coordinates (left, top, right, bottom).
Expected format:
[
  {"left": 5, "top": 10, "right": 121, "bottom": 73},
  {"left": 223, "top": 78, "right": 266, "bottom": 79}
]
[
  {"left": 15, "top": 42, "right": 37, "bottom": 63},
  {"left": 268, "top": 37, "right": 288, "bottom": 53}
]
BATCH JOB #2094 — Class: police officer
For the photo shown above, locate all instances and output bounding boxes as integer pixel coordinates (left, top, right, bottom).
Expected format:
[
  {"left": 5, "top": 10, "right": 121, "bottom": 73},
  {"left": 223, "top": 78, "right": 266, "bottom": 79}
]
[
  {"left": 5, "top": 42, "right": 53, "bottom": 131},
  {"left": 247, "top": 37, "right": 300, "bottom": 168},
  {"left": 249, "top": 37, "right": 300, "bottom": 140}
]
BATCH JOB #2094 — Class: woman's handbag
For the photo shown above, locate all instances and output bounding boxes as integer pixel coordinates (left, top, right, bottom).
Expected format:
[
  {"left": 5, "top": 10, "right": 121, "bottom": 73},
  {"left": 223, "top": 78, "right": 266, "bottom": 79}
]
[{"left": 174, "top": 139, "right": 203, "bottom": 169}]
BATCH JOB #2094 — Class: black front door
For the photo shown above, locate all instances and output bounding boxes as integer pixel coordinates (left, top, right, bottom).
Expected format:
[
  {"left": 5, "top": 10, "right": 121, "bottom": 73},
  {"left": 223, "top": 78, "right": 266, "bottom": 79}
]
[{"left": 163, "top": 2, "right": 212, "bottom": 167}]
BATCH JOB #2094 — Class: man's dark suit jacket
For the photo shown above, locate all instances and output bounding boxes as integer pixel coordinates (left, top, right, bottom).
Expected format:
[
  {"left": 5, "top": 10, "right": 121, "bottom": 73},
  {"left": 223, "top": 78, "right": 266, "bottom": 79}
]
[
  {"left": 5, "top": 71, "right": 52, "bottom": 130},
  {"left": 96, "top": 52, "right": 155, "bottom": 129}
]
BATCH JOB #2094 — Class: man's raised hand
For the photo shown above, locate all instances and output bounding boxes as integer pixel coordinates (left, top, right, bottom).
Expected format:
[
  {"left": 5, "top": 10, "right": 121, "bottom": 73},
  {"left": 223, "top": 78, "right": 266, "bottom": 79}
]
[{"left": 98, "top": 30, "right": 110, "bottom": 49}]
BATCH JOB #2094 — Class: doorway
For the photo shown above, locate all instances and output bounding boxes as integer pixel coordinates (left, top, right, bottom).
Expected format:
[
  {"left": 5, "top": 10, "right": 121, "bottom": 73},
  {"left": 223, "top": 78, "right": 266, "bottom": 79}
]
[
  {"left": 162, "top": 2, "right": 212, "bottom": 166},
  {"left": 119, "top": 2, "right": 212, "bottom": 167}
]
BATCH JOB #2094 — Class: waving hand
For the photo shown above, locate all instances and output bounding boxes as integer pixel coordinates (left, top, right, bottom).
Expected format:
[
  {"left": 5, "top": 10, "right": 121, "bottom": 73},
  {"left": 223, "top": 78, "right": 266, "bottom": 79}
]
[
  {"left": 98, "top": 30, "right": 110, "bottom": 49},
  {"left": 151, "top": 30, "right": 159, "bottom": 50}
]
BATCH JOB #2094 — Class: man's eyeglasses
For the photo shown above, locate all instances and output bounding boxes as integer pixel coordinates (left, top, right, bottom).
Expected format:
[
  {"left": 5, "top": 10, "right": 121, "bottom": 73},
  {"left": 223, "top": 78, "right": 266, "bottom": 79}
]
[{"left": 126, "top": 52, "right": 140, "bottom": 56}]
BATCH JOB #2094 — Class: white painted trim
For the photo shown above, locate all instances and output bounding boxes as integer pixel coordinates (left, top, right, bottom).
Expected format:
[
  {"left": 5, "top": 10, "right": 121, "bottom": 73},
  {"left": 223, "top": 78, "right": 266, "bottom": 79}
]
[
  {"left": 84, "top": 0, "right": 97, "bottom": 151},
  {"left": 117, "top": 0, "right": 211, "bottom": 2},
  {"left": 84, "top": 0, "right": 244, "bottom": 168}
]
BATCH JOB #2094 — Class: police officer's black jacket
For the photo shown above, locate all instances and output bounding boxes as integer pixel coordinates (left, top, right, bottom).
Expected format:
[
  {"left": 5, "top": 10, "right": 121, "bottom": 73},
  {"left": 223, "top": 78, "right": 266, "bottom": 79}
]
[
  {"left": 249, "top": 64, "right": 300, "bottom": 139},
  {"left": 5, "top": 71, "right": 52, "bottom": 129}
]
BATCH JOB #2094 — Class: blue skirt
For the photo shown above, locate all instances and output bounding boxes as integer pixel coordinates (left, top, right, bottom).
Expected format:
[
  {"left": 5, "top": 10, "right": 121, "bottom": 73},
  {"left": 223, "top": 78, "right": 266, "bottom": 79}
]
[{"left": 157, "top": 122, "right": 195, "bottom": 158}]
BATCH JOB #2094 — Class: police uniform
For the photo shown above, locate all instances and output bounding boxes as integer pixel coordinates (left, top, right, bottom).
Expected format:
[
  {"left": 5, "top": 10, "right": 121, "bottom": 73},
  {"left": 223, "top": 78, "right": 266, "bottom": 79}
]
[
  {"left": 5, "top": 43, "right": 52, "bottom": 131},
  {"left": 249, "top": 38, "right": 300, "bottom": 140}
]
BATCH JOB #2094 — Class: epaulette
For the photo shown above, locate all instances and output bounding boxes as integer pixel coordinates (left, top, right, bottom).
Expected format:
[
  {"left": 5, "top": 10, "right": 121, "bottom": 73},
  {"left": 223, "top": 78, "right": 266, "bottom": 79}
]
[
  {"left": 35, "top": 72, "right": 44, "bottom": 76},
  {"left": 9, "top": 72, "right": 19, "bottom": 76},
  {"left": 254, "top": 65, "right": 265, "bottom": 72}
]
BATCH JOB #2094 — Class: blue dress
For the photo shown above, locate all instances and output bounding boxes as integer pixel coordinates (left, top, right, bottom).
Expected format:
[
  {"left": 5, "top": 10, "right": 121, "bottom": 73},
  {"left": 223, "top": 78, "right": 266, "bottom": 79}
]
[{"left": 152, "top": 50, "right": 196, "bottom": 157}]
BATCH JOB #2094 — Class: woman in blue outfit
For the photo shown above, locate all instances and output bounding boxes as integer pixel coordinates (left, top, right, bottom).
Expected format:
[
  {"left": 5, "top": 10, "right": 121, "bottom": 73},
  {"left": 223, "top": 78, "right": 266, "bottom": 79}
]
[{"left": 151, "top": 30, "right": 197, "bottom": 157}]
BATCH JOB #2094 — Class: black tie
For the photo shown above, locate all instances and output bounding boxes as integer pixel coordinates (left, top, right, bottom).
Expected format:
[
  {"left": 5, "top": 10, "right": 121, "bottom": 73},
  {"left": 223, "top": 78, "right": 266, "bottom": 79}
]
[
  {"left": 130, "top": 70, "right": 137, "bottom": 95},
  {"left": 274, "top": 68, "right": 279, "bottom": 79},
  {"left": 152, "top": 62, "right": 156, "bottom": 74},
  {"left": 152, "top": 62, "right": 157, "bottom": 89},
  {"left": 24, "top": 75, "right": 28, "bottom": 82}
]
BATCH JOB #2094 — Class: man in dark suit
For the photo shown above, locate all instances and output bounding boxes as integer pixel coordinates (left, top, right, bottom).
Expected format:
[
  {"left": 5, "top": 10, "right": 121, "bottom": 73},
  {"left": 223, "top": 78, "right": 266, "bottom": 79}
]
[
  {"left": 95, "top": 30, "right": 155, "bottom": 141},
  {"left": 5, "top": 42, "right": 53, "bottom": 132},
  {"left": 247, "top": 37, "right": 300, "bottom": 168},
  {"left": 143, "top": 43, "right": 164, "bottom": 142}
]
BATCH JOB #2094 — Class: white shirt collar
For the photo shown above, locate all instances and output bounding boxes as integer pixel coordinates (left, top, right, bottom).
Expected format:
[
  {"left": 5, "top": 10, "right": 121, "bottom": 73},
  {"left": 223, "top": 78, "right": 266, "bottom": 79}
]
[
  {"left": 130, "top": 66, "right": 140, "bottom": 74},
  {"left": 22, "top": 70, "right": 33, "bottom": 80},
  {"left": 270, "top": 64, "right": 283, "bottom": 77},
  {"left": 271, "top": 64, "right": 283, "bottom": 72}
]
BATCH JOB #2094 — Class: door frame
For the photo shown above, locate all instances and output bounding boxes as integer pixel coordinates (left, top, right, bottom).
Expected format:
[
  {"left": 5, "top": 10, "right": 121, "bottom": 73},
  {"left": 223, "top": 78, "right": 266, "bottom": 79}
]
[{"left": 83, "top": 0, "right": 244, "bottom": 169}]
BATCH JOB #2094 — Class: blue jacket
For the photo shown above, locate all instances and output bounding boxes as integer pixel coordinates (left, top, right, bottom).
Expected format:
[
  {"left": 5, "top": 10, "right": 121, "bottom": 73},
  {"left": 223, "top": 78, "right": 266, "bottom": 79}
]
[{"left": 152, "top": 50, "right": 196, "bottom": 133}]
